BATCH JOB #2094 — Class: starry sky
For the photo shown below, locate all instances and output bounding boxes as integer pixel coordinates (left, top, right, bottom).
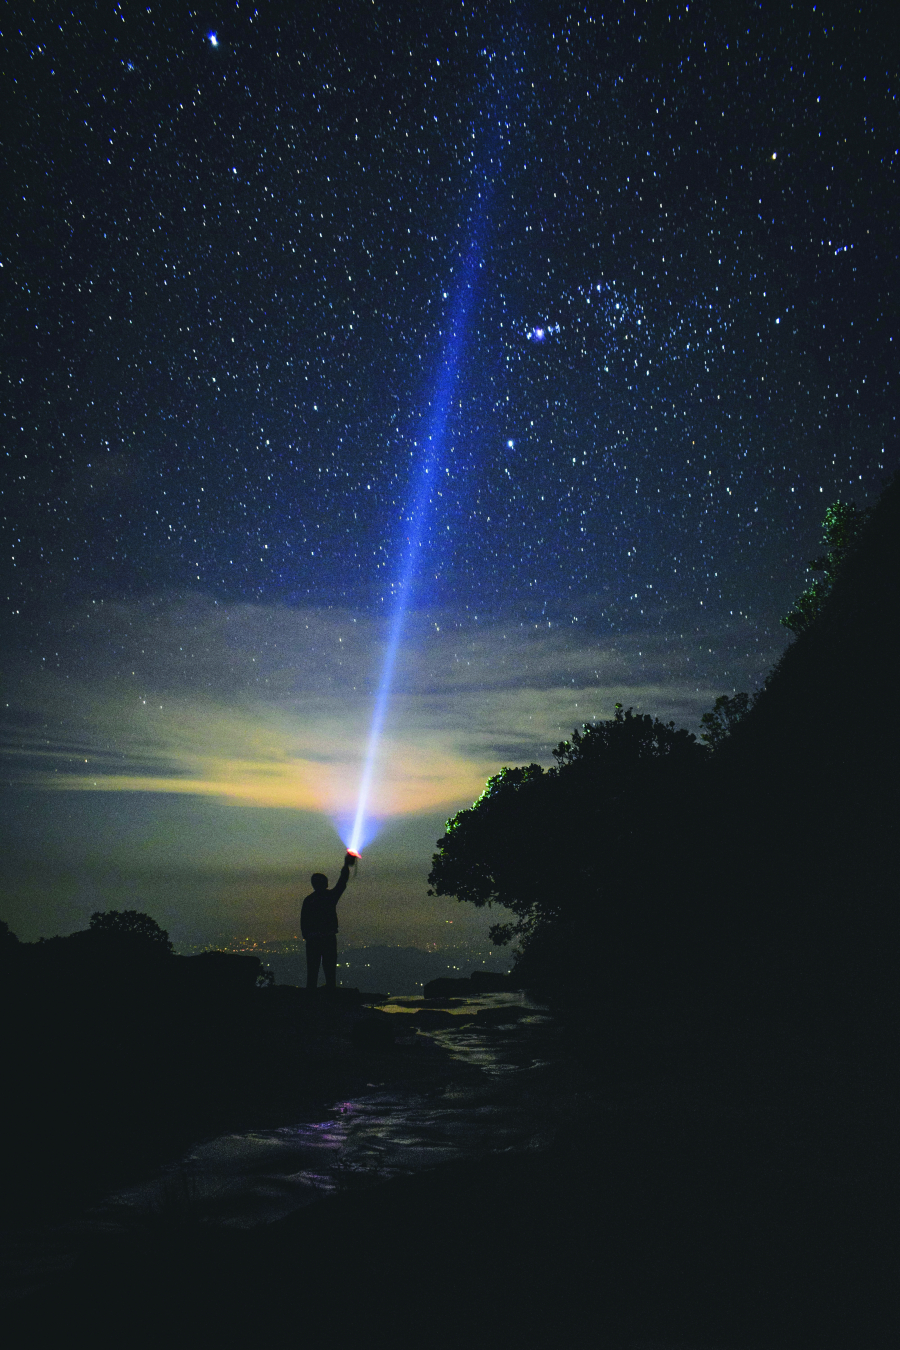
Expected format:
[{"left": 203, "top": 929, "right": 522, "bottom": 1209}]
[{"left": 2, "top": 1, "right": 896, "bottom": 950}]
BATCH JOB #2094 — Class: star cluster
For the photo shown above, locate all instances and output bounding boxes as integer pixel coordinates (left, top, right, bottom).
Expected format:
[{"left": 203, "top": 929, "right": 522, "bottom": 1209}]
[{"left": 4, "top": 2, "right": 895, "bottom": 656}]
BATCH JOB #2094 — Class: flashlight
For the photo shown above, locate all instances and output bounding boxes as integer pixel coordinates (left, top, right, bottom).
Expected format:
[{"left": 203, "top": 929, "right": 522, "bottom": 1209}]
[{"left": 346, "top": 849, "right": 361, "bottom": 862}]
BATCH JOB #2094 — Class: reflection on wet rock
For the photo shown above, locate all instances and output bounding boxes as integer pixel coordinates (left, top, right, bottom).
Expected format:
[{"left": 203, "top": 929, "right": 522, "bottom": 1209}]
[
  {"left": 474, "top": 1005, "right": 530, "bottom": 1024},
  {"left": 411, "top": 1008, "right": 464, "bottom": 1029},
  {"left": 1, "top": 992, "right": 569, "bottom": 1302}
]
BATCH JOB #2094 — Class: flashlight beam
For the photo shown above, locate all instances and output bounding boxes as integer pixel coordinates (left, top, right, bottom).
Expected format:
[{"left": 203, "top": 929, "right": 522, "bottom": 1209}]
[{"left": 347, "top": 235, "right": 482, "bottom": 855}]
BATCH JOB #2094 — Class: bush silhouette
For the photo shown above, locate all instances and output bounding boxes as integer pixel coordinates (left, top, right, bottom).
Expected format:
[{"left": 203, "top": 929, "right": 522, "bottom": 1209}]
[{"left": 89, "top": 909, "right": 174, "bottom": 953}]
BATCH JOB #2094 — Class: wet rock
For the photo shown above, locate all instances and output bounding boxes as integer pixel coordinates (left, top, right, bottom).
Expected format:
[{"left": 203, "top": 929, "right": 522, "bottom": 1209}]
[
  {"left": 474, "top": 1005, "right": 530, "bottom": 1024},
  {"left": 423, "top": 973, "right": 522, "bottom": 998},
  {"left": 412, "top": 1008, "right": 460, "bottom": 1029}
]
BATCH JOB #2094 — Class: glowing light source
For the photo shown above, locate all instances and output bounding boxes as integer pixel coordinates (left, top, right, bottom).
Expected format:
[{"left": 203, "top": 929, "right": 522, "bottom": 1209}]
[{"left": 208, "top": 32, "right": 219, "bottom": 48}]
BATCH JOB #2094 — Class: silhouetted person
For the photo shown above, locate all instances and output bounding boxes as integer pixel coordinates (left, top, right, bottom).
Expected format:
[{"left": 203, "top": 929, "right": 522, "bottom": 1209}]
[{"left": 301, "top": 852, "right": 356, "bottom": 990}]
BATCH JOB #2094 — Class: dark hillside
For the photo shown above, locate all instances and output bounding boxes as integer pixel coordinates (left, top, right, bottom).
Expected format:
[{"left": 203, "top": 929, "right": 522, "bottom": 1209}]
[{"left": 710, "top": 470, "right": 900, "bottom": 1029}]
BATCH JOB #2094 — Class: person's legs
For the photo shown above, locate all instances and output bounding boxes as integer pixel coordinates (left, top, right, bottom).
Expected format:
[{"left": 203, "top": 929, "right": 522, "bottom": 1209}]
[
  {"left": 321, "top": 934, "right": 338, "bottom": 989},
  {"left": 306, "top": 937, "right": 322, "bottom": 989}
]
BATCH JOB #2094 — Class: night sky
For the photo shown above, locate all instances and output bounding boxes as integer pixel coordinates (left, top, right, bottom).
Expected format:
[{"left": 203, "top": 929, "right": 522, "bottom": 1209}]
[{"left": 2, "top": 2, "right": 896, "bottom": 951}]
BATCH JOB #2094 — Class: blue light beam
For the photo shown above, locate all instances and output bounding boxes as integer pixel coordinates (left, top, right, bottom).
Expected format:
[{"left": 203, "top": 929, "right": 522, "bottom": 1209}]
[{"left": 346, "top": 237, "right": 482, "bottom": 854}]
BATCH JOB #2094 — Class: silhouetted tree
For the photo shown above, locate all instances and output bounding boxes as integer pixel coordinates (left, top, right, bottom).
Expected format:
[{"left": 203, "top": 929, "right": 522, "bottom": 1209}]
[
  {"left": 428, "top": 706, "right": 705, "bottom": 955},
  {"left": 89, "top": 909, "right": 174, "bottom": 953},
  {"left": 699, "top": 692, "right": 752, "bottom": 749},
  {"left": 781, "top": 500, "right": 871, "bottom": 635},
  {"left": 428, "top": 762, "right": 550, "bottom": 948},
  {"left": 552, "top": 703, "right": 702, "bottom": 774}
]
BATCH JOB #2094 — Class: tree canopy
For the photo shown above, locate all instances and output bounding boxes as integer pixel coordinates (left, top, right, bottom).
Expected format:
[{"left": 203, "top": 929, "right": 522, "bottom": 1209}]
[
  {"left": 781, "top": 500, "right": 871, "bottom": 635},
  {"left": 699, "top": 692, "right": 752, "bottom": 749},
  {"left": 552, "top": 703, "right": 702, "bottom": 774},
  {"left": 89, "top": 909, "right": 174, "bottom": 953},
  {"left": 428, "top": 706, "right": 706, "bottom": 951}
]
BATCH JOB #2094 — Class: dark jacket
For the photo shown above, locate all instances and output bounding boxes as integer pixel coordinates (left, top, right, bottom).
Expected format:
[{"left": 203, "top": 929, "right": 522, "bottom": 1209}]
[{"left": 300, "top": 863, "right": 350, "bottom": 938}]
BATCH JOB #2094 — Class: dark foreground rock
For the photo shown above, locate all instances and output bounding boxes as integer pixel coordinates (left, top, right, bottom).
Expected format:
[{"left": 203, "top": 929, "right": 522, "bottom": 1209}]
[
  {"left": 474, "top": 1003, "right": 530, "bottom": 1024},
  {"left": 7, "top": 1058, "right": 895, "bottom": 1350},
  {"left": 349, "top": 1008, "right": 397, "bottom": 1048},
  {"left": 411, "top": 1007, "right": 465, "bottom": 1028},
  {"left": 3, "top": 931, "right": 895, "bottom": 1348},
  {"left": 0, "top": 967, "right": 414, "bottom": 1223}
]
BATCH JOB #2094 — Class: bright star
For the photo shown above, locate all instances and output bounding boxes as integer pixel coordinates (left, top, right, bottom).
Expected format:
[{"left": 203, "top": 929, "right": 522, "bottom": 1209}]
[{"left": 208, "top": 32, "right": 219, "bottom": 48}]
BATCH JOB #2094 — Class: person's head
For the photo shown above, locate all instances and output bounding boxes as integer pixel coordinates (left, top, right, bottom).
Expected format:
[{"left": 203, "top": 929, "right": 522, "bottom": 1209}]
[{"left": 310, "top": 873, "right": 328, "bottom": 891}]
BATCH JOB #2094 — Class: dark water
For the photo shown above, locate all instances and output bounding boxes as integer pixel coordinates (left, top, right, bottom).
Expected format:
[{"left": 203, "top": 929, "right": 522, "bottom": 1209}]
[{"left": 1, "top": 992, "right": 578, "bottom": 1301}]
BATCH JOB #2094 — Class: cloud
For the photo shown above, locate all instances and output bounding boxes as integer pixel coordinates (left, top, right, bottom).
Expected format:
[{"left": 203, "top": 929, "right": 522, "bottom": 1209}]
[
  {"left": 1, "top": 595, "right": 785, "bottom": 944},
  {"left": 3, "top": 595, "right": 781, "bottom": 826}
]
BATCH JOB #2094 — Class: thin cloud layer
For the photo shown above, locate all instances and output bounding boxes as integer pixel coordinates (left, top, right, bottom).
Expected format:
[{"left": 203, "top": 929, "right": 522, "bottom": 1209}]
[{"left": 3, "top": 597, "right": 782, "bottom": 826}]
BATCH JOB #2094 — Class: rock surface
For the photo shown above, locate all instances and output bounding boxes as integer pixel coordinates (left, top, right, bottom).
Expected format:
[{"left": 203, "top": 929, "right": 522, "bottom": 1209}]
[
  {"left": 474, "top": 1004, "right": 530, "bottom": 1024},
  {"left": 411, "top": 1008, "right": 464, "bottom": 1029},
  {"left": 423, "top": 970, "right": 521, "bottom": 998}
]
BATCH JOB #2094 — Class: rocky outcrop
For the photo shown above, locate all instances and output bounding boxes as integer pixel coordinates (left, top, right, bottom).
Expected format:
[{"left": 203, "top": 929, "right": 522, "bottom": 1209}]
[
  {"left": 411, "top": 1008, "right": 462, "bottom": 1029},
  {"left": 474, "top": 1005, "right": 529, "bottom": 1024},
  {"left": 422, "top": 970, "right": 520, "bottom": 998}
]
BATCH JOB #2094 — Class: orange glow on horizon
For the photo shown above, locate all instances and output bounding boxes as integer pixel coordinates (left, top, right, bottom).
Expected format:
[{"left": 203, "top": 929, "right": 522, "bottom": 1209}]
[{"left": 25, "top": 735, "right": 497, "bottom": 822}]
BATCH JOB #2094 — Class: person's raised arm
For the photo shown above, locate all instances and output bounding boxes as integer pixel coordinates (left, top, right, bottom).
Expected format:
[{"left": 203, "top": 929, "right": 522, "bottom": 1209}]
[{"left": 332, "top": 852, "right": 355, "bottom": 900}]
